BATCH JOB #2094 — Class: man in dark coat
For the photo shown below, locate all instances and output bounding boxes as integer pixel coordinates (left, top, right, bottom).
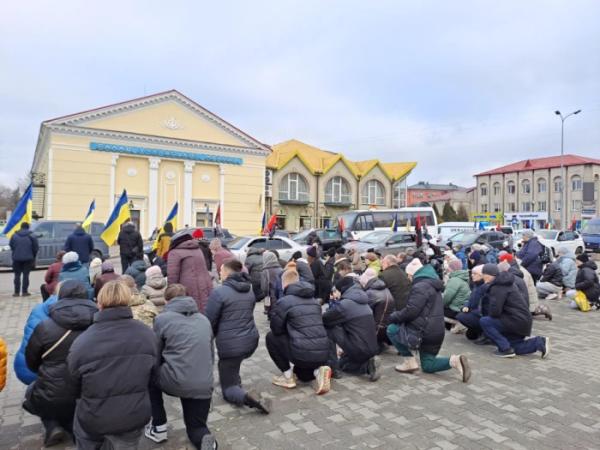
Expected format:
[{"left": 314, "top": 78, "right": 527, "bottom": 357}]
[
  {"left": 536, "top": 260, "right": 563, "bottom": 299},
  {"left": 68, "top": 279, "right": 157, "bottom": 449},
  {"left": 307, "top": 246, "right": 331, "bottom": 303},
  {"left": 117, "top": 221, "right": 144, "bottom": 272},
  {"left": 387, "top": 259, "right": 471, "bottom": 382},
  {"left": 245, "top": 247, "right": 265, "bottom": 301},
  {"left": 205, "top": 259, "right": 270, "bottom": 414},
  {"left": 516, "top": 230, "right": 544, "bottom": 283},
  {"left": 9, "top": 222, "right": 38, "bottom": 296},
  {"left": 456, "top": 265, "right": 489, "bottom": 340},
  {"left": 266, "top": 269, "right": 331, "bottom": 395},
  {"left": 572, "top": 254, "right": 600, "bottom": 307},
  {"left": 479, "top": 264, "right": 549, "bottom": 358},
  {"left": 64, "top": 224, "right": 94, "bottom": 264},
  {"left": 379, "top": 254, "right": 410, "bottom": 311},
  {"left": 24, "top": 281, "right": 97, "bottom": 446},
  {"left": 323, "top": 277, "right": 380, "bottom": 381}
]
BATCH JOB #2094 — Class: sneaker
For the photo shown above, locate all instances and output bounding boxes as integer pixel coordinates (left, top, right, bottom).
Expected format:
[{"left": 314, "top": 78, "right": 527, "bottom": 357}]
[
  {"left": 144, "top": 424, "right": 168, "bottom": 443},
  {"left": 541, "top": 337, "right": 550, "bottom": 359},
  {"left": 450, "top": 322, "right": 467, "bottom": 334},
  {"left": 44, "top": 425, "right": 66, "bottom": 447},
  {"left": 395, "top": 356, "right": 419, "bottom": 373},
  {"left": 493, "top": 348, "right": 516, "bottom": 358},
  {"left": 244, "top": 391, "right": 271, "bottom": 414},
  {"left": 459, "top": 355, "right": 471, "bottom": 383},
  {"left": 314, "top": 365, "right": 332, "bottom": 395},
  {"left": 21, "top": 292, "right": 31, "bottom": 297},
  {"left": 272, "top": 373, "right": 297, "bottom": 389},
  {"left": 366, "top": 357, "right": 380, "bottom": 382},
  {"left": 331, "top": 368, "right": 344, "bottom": 379},
  {"left": 12, "top": 292, "right": 19, "bottom": 297},
  {"left": 473, "top": 336, "right": 493, "bottom": 346},
  {"left": 545, "top": 293, "right": 558, "bottom": 300},
  {"left": 200, "top": 433, "right": 217, "bottom": 450}
]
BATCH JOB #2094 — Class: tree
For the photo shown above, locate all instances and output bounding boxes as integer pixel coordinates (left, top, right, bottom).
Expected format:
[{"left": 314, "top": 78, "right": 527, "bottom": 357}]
[
  {"left": 456, "top": 204, "right": 469, "bottom": 222},
  {"left": 432, "top": 203, "right": 442, "bottom": 223},
  {"left": 442, "top": 202, "right": 458, "bottom": 222}
]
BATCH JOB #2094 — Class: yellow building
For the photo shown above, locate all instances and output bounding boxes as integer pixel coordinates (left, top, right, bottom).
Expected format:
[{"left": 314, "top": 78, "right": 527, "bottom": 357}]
[{"left": 30, "top": 90, "right": 271, "bottom": 237}]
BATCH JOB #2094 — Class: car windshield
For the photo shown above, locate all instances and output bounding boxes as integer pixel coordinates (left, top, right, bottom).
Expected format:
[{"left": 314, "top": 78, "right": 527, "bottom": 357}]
[
  {"left": 582, "top": 223, "right": 600, "bottom": 234},
  {"left": 449, "top": 231, "right": 479, "bottom": 244},
  {"left": 537, "top": 230, "right": 558, "bottom": 240},
  {"left": 361, "top": 231, "right": 392, "bottom": 244},
  {"left": 292, "top": 229, "right": 312, "bottom": 242},
  {"left": 227, "top": 237, "right": 251, "bottom": 250}
]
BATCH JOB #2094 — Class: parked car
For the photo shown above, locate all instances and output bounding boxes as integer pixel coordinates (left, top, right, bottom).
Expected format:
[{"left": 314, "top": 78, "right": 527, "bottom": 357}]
[
  {"left": 143, "top": 227, "right": 236, "bottom": 258},
  {"left": 343, "top": 230, "right": 416, "bottom": 256},
  {"left": 0, "top": 220, "right": 109, "bottom": 268},
  {"left": 446, "top": 230, "right": 508, "bottom": 251},
  {"left": 292, "top": 228, "right": 346, "bottom": 251},
  {"left": 228, "top": 236, "right": 307, "bottom": 264},
  {"left": 581, "top": 218, "right": 600, "bottom": 254},
  {"left": 532, "top": 229, "right": 585, "bottom": 256}
]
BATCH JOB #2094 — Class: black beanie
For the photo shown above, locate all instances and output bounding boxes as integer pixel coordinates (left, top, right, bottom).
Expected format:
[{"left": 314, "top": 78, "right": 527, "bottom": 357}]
[
  {"left": 576, "top": 253, "right": 589, "bottom": 263},
  {"left": 335, "top": 276, "right": 355, "bottom": 294},
  {"left": 335, "top": 247, "right": 346, "bottom": 255}
]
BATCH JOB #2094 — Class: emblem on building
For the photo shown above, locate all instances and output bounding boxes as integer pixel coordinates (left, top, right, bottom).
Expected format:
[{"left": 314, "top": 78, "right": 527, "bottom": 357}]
[{"left": 163, "top": 117, "right": 183, "bottom": 130}]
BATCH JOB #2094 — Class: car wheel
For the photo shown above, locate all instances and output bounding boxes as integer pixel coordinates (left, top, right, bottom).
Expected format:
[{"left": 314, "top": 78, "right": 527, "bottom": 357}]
[
  {"left": 91, "top": 249, "right": 103, "bottom": 261},
  {"left": 575, "top": 246, "right": 583, "bottom": 255}
]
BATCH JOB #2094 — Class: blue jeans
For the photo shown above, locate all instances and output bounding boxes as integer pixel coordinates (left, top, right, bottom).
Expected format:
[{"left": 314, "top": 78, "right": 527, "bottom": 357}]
[
  {"left": 386, "top": 324, "right": 451, "bottom": 373},
  {"left": 479, "top": 316, "right": 543, "bottom": 354}
]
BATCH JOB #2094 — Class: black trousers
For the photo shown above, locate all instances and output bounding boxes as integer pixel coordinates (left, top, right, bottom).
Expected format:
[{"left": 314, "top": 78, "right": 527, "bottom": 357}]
[
  {"left": 265, "top": 331, "right": 323, "bottom": 382},
  {"left": 120, "top": 255, "right": 135, "bottom": 273},
  {"left": 13, "top": 260, "right": 33, "bottom": 294},
  {"left": 40, "top": 284, "right": 51, "bottom": 301},
  {"left": 218, "top": 356, "right": 247, "bottom": 406},
  {"left": 327, "top": 327, "right": 369, "bottom": 374},
  {"left": 149, "top": 384, "right": 211, "bottom": 448}
]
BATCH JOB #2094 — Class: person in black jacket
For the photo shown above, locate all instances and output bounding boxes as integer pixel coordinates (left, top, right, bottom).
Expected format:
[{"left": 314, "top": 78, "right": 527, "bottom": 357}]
[
  {"left": 479, "top": 264, "right": 549, "bottom": 358},
  {"left": 64, "top": 224, "right": 94, "bottom": 264},
  {"left": 324, "top": 277, "right": 380, "bottom": 381},
  {"left": 536, "top": 261, "right": 563, "bottom": 299},
  {"left": 567, "top": 254, "right": 600, "bottom": 308},
  {"left": 387, "top": 259, "right": 471, "bottom": 382},
  {"left": 379, "top": 255, "right": 410, "bottom": 311},
  {"left": 245, "top": 247, "right": 265, "bottom": 301},
  {"left": 117, "top": 221, "right": 144, "bottom": 273},
  {"left": 361, "top": 268, "right": 395, "bottom": 353},
  {"left": 266, "top": 269, "right": 331, "bottom": 395},
  {"left": 205, "top": 259, "right": 270, "bottom": 414},
  {"left": 24, "top": 280, "right": 97, "bottom": 446},
  {"left": 289, "top": 251, "right": 315, "bottom": 284},
  {"left": 67, "top": 280, "right": 157, "bottom": 449},
  {"left": 9, "top": 222, "right": 39, "bottom": 297},
  {"left": 307, "top": 246, "right": 331, "bottom": 304}
]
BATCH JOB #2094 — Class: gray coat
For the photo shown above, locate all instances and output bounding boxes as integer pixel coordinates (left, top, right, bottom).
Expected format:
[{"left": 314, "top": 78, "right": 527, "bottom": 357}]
[
  {"left": 557, "top": 255, "right": 577, "bottom": 289},
  {"left": 153, "top": 297, "right": 214, "bottom": 399}
]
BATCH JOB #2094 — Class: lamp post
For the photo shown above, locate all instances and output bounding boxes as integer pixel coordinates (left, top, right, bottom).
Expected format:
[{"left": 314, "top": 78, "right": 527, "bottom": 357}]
[{"left": 555, "top": 109, "right": 581, "bottom": 229}]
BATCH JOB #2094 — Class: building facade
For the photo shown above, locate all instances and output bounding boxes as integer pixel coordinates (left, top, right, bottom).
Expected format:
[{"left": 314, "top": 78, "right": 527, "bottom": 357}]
[
  {"left": 30, "top": 90, "right": 270, "bottom": 237},
  {"left": 266, "top": 140, "right": 416, "bottom": 231},
  {"left": 474, "top": 155, "right": 600, "bottom": 229},
  {"left": 407, "top": 182, "right": 474, "bottom": 216}
]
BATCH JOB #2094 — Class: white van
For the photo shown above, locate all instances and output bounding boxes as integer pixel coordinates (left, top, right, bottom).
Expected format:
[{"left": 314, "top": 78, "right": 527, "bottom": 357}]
[{"left": 437, "top": 222, "right": 475, "bottom": 245}]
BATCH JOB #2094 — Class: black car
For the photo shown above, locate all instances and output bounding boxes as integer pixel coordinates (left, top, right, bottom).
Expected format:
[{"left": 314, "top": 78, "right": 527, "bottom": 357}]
[
  {"left": 447, "top": 230, "right": 508, "bottom": 250},
  {"left": 292, "top": 228, "right": 347, "bottom": 251}
]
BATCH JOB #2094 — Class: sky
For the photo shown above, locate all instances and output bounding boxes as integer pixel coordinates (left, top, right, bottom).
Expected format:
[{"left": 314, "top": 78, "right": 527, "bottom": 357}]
[{"left": 1, "top": 0, "right": 599, "bottom": 189}]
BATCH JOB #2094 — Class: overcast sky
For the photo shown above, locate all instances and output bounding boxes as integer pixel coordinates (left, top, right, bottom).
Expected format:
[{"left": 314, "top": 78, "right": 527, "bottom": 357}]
[{"left": 1, "top": 0, "right": 599, "bottom": 189}]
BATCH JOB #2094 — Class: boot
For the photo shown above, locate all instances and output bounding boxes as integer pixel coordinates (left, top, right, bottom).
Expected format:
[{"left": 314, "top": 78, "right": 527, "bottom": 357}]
[
  {"left": 533, "top": 305, "right": 552, "bottom": 321},
  {"left": 244, "top": 391, "right": 271, "bottom": 414},
  {"left": 366, "top": 357, "right": 380, "bottom": 382},
  {"left": 395, "top": 356, "right": 419, "bottom": 373},
  {"left": 44, "top": 424, "right": 67, "bottom": 447},
  {"left": 450, "top": 354, "right": 471, "bottom": 383},
  {"left": 450, "top": 322, "right": 467, "bottom": 334}
]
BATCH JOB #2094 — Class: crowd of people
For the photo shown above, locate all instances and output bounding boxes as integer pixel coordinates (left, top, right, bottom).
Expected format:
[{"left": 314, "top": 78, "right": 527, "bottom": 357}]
[{"left": 5, "top": 220, "right": 600, "bottom": 449}]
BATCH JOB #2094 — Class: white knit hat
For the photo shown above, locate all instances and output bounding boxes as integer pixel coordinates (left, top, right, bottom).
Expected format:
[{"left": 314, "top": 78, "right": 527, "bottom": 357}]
[
  {"left": 405, "top": 258, "right": 423, "bottom": 276},
  {"left": 62, "top": 251, "right": 79, "bottom": 264}
]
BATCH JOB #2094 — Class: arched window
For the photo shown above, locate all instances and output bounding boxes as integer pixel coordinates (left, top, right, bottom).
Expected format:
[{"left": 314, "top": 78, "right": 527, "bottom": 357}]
[
  {"left": 492, "top": 182, "right": 501, "bottom": 196},
  {"left": 521, "top": 179, "right": 531, "bottom": 194},
  {"left": 537, "top": 178, "right": 546, "bottom": 193},
  {"left": 571, "top": 175, "right": 582, "bottom": 191},
  {"left": 480, "top": 183, "right": 488, "bottom": 196},
  {"left": 361, "top": 180, "right": 385, "bottom": 206},
  {"left": 507, "top": 181, "right": 516, "bottom": 195},
  {"left": 325, "top": 176, "right": 351, "bottom": 204},
  {"left": 553, "top": 176, "right": 562, "bottom": 193},
  {"left": 278, "top": 173, "right": 309, "bottom": 202}
]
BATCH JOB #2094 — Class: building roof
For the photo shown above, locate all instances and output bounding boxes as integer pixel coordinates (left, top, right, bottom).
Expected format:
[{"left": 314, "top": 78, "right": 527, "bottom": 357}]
[
  {"left": 267, "top": 139, "right": 417, "bottom": 181},
  {"left": 408, "top": 181, "right": 465, "bottom": 191},
  {"left": 476, "top": 154, "right": 600, "bottom": 176}
]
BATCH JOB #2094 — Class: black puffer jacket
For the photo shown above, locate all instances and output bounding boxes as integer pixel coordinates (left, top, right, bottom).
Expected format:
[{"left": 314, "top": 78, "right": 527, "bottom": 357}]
[
  {"left": 25, "top": 283, "right": 97, "bottom": 417},
  {"left": 364, "top": 278, "right": 395, "bottom": 341},
  {"left": 310, "top": 258, "right": 332, "bottom": 301},
  {"left": 486, "top": 272, "right": 532, "bottom": 337},
  {"left": 68, "top": 306, "right": 157, "bottom": 436},
  {"left": 540, "top": 262, "right": 563, "bottom": 287},
  {"left": 379, "top": 264, "right": 410, "bottom": 311},
  {"left": 269, "top": 282, "right": 329, "bottom": 367},
  {"left": 323, "top": 284, "right": 379, "bottom": 362},
  {"left": 205, "top": 272, "right": 259, "bottom": 359},
  {"left": 508, "top": 263, "right": 529, "bottom": 306},
  {"left": 575, "top": 261, "right": 600, "bottom": 303},
  {"left": 117, "top": 223, "right": 144, "bottom": 259},
  {"left": 389, "top": 265, "right": 445, "bottom": 355},
  {"left": 245, "top": 248, "right": 265, "bottom": 301}
]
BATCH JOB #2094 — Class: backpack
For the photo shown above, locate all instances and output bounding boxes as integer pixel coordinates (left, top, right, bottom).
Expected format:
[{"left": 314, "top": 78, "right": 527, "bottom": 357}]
[{"left": 539, "top": 245, "right": 551, "bottom": 265}]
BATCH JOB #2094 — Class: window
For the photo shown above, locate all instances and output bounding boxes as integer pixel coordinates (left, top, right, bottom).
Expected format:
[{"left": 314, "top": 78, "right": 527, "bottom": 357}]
[
  {"left": 553, "top": 177, "right": 562, "bottom": 193},
  {"left": 493, "top": 203, "right": 501, "bottom": 212},
  {"left": 571, "top": 175, "right": 582, "bottom": 191},
  {"left": 324, "top": 176, "right": 351, "bottom": 204},
  {"left": 266, "top": 239, "right": 292, "bottom": 250},
  {"left": 361, "top": 180, "right": 385, "bottom": 206},
  {"left": 354, "top": 214, "right": 375, "bottom": 231},
  {"left": 55, "top": 222, "right": 76, "bottom": 239},
  {"left": 507, "top": 202, "right": 516, "bottom": 212},
  {"left": 493, "top": 182, "right": 501, "bottom": 196},
  {"left": 393, "top": 180, "right": 407, "bottom": 208},
  {"left": 507, "top": 181, "right": 516, "bottom": 194},
  {"left": 481, "top": 204, "right": 488, "bottom": 213},
  {"left": 480, "top": 183, "right": 488, "bottom": 196},
  {"left": 537, "top": 201, "right": 547, "bottom": 211},
  {"left": 572, "top": 199, "right": 582, "bottom": 211},
  {"left": 32, "top": 222, "right": 54, "bottom": 238},
  {"left": 522, "top": 202, "right": 531, "bottom": 212},
  {"left": 279, "top": 173, "right": 309, "bottom": 202},
  {"left": 554, "top": 200, "right": 561, "bottom": 212},
  {"left": 248, "top": 238, "right": 267, "bottom": 249},
  {"left": 537, "top": 178, "right": 546, "bottom": 193},
  {"left": 521, "top": 180, "right": 531, "bottom": 194}
]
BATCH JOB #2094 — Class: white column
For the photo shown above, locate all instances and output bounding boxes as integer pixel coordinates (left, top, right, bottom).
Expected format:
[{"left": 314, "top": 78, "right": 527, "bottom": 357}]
[
  {"left": 219, "top": 165, "right": 225, "bottom": 225},
  {"left": 46, "top": 147, "right": 54, "bottom": 218},
  {"left": 109, "top": 154, "right": 119, "bottom": 211},
  {"left": 184, "top": 161, "right": 195, "bottom": 227},
  {"left": 148, "top": 157, "right": 161, "bottom": 236}
]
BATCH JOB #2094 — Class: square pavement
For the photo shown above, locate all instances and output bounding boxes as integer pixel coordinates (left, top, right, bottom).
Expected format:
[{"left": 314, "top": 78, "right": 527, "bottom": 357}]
[{"left": 1, "top": 271, "right": 600, "bottom": 449}]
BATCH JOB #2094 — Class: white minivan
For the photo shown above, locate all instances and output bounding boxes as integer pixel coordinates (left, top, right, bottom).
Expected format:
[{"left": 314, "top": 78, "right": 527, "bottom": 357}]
[{"left": 436, "top": 222, "right": 475, "bottom": 245}]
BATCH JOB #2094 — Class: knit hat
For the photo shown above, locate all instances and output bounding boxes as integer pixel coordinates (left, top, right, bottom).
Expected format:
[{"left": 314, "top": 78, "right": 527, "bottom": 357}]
[
  {"left": 576, "top": 253, "right": 589, "bottom": 263},
  {"left": 470, "top": 251, "right": 482, "bottom": 262},
  {"left": 101, "top": 260, "right": 114, "bottom": 273},
  {"left": 405, "top": 258, "right": 423, "bottom": 276},
  {"left": 335, "top": 276, "right": 356, "bottom": 294},
  {"left": 498, "top": 251, "right": 514, "bottom": 263},
  {"left": 448, "top": 258, "right": 463, "bottom": 272},
  {"left": 90, "top": 257, "right": 102, "bottom": 269},
  {"left": 145, "top": 265, "right": 162, "bottom": 278},
  {"left": 482, "top": 263, "right": 499, "bottom": 277},
  {"left": 359, "top": 268, "right": 377, "bottom": 287},
  {"left": 306, "top": 246, "right": 318, "bottom": 258},
  {"left": 62, "top": 251, "right": 79, "bottom": 264}
]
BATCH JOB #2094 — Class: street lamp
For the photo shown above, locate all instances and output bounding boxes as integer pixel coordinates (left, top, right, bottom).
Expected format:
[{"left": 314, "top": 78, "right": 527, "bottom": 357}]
[{"left": 555, "top": 109, "right": 581, "bottom": 229}]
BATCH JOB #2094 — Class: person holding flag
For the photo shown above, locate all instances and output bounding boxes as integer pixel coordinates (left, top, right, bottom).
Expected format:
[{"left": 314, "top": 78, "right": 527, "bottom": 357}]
[
  {"left": 4, "top": 184, "right": 38, "bottom": 297},
  {"left": 101, "top": 190, "right": 139, "bottom": 272},
  {"left": 154, "top": 203, "right": 178, "bottom": 260},
  {"left": 391, "top": 213, "right": 399, "bottom": 232},
  {"left": 81, "top": 200, "right": 95, "bottom": 233}
]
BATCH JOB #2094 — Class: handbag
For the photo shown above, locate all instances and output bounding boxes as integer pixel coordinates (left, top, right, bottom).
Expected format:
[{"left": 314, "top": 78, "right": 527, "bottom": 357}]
[
  {"left": 396, "top": 294, "right": 434, "bottom": 350},
  {"left": 574, "top": 291, "right": 591, "bottom": 312}
]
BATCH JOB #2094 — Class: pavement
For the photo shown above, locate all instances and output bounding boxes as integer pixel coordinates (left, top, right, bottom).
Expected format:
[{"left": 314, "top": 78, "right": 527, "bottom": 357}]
[{"left": 1, "top": 266, "right": 600, "bottom": 450}]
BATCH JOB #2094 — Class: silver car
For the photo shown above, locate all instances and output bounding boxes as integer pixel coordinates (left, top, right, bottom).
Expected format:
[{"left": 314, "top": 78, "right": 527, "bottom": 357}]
[
  {"left": 343, "top": 230, "right": 416, "bottom": 256},
  {"left": 228, "top": 236, "right": 307, "bottom": 264}
]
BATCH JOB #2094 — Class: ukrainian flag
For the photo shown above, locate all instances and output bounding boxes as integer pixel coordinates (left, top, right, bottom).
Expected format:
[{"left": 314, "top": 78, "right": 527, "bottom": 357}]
[
  {"left": 81, "top": 200, "right": 96, "bottom": 232},
  {"left": 2, "top": 184, "right": 33, "bottom": 238},
  {"left": 100, "top": 190, "right": 130, "bottom": 246},
  {"left": 152, "top": 202, "right": 178, "bottom": 250},
  {"left": 391, "top": 213, "right": 399, "bottom": 232},
  {"left": 259, "top": 211, "right": 266, "bottom": 235}
]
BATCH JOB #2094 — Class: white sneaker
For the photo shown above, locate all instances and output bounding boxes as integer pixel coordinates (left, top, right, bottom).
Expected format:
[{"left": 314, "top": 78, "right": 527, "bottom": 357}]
[
  {"left": 395, "top": 356, "right": 419, "bottom": 373},
  {"left": 145, "top": 423, "right": 168, "bottom": 443},
  {"left": 545, "top": 293, "right": 558, "bottom": 300}
]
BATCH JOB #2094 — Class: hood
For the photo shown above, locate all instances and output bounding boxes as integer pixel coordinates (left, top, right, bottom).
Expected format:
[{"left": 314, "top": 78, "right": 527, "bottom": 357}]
[
  {"left": 122, "top": 222, "right": 136, "bottom": 234},
  {"left": 58, "top": 279, "right": 89, "bottom": 300},
  {"left": 129, "top": 293, "right": 146, "bottom": 307},
  {"left": 50, "top": 298, "right": 98, "bottom": 330},
  {"left": 130, "top": 260, "right": 148, "bottom": 272},
  {"left": 449, "top": 270, "right": 469, "bottom": 282},
  {"left": 73, "top": 227, "right": 86, "bottom": 236},
  {"left": 365, "top": 277, "right": 386, "bottom": 291},
  {"left": 342, "top": 284, "right": 370, "bottom": 305},
  {"left": 146, "top": 273, "right": 167, "bottom": 289},
  {"left": 284, "top": 281, "right": 315, "bottom": 299},
  {"left": 173, "top": 239, "right": 200, "bottom": 251},
  {"left": 412, "top": 276, "right": 444, "bottom": 292},
  {"left": 581, "top": 261, "right": 598, "bottom": 271},
  {"left": 165, "top": 296, "right": 200, "bottom": 314},
  {"left": 247, "top": 247, "right": 263, "bottom": 256},
  {"left": 263, "top": 252, "right": 281, "bottom": 269},
  {"left": 413, "top": 264, "right": 439, "bottom": 281},
  {"left": 16, "top": 229, "right": 33, "bottom": 238},
  {"left": 493, "top": 271, "right": 515, "bottom": 287},
  {"left": 62, "top": 261, "right": 83, "bottom": 272},
  {"left": 224, "top": 272, "right": 252, "bottom": 293},
  {"left": 508, "top": 262, "right": 524, "bottom": 279}
]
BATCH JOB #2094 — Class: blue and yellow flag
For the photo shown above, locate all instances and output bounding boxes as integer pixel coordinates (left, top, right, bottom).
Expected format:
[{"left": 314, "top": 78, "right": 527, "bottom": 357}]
[
  {"left": 259, "top": 211, "right": 266, "bottom": 235},
  {"left": 81, "top": 200, "right": 96, "bottom": 232},
  {"left": 152, "top": 202, "right": 178, "bottom": 250},
  {"left": 100, "top": 190, "right": 130, "bottom": 246},
  {"left": 2, "top": 184, "right": 33, "bottom": 238},
  {"left": 391, "top": 213, "right": 399, "bottom": 232}
]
